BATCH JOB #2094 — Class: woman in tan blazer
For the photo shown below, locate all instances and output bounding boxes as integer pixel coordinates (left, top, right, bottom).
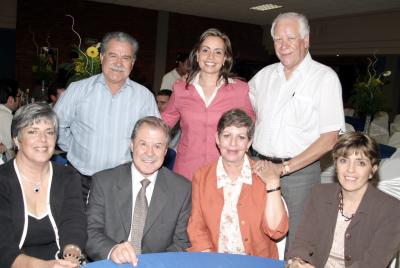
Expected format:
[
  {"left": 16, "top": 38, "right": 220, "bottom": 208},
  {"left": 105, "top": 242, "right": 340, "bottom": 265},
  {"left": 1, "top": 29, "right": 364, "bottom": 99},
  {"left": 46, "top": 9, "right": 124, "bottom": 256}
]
[
  {"left": 286, "top": 132, "right": 400, "bottom": 267},
  {"left": 187, "top": 109, "right": 288, "bottom": 259}
]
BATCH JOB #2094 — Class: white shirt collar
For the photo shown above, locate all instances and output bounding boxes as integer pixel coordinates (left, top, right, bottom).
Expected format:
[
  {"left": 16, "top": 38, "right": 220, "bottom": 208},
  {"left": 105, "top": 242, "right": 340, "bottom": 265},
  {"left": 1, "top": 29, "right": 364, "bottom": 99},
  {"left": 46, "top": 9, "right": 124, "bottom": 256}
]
[
  {"left": 191, "top": 73, "right": 235, "bottom": 107},
  {"left": 131, "top": 163, "right": 158, "bottom": 185},
  {"left": 191, "top": 72, "right": 235, "bottom": 86},
  {"left": 216, "top": 155, "right": 252, "bottom": 189},
  {"left": 276, "top": 52, "right": 312, "bottom": 78},
  {"left": 0, "top": 104, "right": 12, "bottom": 114}
]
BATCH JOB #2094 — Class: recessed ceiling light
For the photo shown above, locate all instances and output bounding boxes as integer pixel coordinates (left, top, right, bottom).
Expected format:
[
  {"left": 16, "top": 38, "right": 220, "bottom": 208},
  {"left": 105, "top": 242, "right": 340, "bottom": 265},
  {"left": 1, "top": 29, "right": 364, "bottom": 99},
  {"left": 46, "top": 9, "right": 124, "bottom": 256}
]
[{"left": 250, "top": 3, "right": 282, "bottom": 11}]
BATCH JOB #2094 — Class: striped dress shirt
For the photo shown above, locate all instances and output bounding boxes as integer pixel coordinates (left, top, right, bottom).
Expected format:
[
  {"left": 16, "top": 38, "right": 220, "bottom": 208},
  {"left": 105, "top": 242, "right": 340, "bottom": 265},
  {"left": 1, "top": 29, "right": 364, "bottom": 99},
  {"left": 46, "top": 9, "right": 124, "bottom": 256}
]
[{"left": 54, "top": 74, "right": 159, "bottom": 176}]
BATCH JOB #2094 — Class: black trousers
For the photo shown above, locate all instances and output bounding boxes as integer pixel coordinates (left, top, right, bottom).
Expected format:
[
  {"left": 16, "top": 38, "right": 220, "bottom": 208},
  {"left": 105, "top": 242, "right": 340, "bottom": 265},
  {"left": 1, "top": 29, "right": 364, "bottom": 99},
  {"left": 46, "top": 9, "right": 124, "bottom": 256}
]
[{"left": 68, "top": 163, "right": 92, "bottom": 207}]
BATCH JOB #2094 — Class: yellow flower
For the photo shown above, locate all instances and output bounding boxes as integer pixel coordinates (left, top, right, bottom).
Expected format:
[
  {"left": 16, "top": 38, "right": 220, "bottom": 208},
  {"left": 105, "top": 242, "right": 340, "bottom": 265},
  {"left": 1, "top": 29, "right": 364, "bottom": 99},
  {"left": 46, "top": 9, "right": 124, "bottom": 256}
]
[{"left": 86, "top": 46, "right": 99, "bottom": 58}]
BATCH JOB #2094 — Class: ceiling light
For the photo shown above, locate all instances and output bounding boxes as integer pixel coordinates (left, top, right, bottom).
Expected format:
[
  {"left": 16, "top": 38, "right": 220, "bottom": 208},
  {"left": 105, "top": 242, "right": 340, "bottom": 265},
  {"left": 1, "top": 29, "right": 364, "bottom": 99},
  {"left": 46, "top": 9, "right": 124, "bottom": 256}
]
[{"left": 250, "top": 3, "right": 282, "bottom": 11}]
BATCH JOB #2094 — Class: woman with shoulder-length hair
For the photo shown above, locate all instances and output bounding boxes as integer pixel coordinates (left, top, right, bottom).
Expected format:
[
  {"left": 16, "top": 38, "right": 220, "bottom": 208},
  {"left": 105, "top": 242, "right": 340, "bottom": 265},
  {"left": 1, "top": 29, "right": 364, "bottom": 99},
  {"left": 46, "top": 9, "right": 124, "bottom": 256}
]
[
  {"left": 286, "top": 132, "right": 400, "bottom": 268},
  {"left": 0, "top": 103, "right": 86, "bottom": 268},
  {"left": 161, "top": 28, "right": 255, "bottom": 180}
]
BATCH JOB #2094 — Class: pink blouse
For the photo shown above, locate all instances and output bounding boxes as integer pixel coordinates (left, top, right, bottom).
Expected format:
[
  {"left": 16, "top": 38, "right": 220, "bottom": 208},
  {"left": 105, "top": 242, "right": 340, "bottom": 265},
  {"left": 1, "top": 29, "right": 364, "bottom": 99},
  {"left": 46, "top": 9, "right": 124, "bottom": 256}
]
[{"left": 161, "top": 78, "right": 255, "bottom": 180}]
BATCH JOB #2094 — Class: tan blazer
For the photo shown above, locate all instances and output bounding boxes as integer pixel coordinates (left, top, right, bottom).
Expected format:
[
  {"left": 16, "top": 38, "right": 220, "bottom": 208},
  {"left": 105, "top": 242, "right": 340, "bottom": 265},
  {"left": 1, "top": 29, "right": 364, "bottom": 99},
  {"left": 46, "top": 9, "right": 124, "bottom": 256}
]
[
  {"left": 187, "top": 159, "right": 288, "bottom": 259},
  {"left": 287, "top": 183, "right": 400, "bottom": 267}
]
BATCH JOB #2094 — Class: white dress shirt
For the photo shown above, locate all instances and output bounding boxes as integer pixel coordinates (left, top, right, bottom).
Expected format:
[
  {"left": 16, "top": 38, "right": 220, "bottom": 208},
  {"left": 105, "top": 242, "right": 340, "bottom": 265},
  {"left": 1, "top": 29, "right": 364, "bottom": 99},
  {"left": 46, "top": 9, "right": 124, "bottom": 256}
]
[{"left": 249, "top": 53, "right": 345, "bottom": 158}]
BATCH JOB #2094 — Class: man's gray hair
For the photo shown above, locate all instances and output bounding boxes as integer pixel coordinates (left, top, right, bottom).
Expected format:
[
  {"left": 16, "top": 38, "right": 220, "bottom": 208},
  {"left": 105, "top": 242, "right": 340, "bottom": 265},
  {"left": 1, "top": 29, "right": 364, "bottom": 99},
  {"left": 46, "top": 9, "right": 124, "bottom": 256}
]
[
  {"left": 131, "top": 116, "right": 171, "bottom": 145},
  {"left": 100, "top": 31, "right": 139, "bottom": 59},
  {"left": 271, "top": 12, "right": 310, "bottom": 39},
  {"left": 11, "top": 103, "right": 58, "bottom": 140}
]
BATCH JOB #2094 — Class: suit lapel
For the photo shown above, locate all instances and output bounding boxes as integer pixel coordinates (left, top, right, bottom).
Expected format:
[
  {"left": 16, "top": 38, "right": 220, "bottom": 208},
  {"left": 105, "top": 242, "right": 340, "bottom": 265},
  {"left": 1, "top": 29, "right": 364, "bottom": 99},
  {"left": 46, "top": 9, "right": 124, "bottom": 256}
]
[
  {"left": 115, "top": 163, "right": 133, "bottom": 237},
  {"left": 142, "top": 169, "right": 168, "bottom": 237}
]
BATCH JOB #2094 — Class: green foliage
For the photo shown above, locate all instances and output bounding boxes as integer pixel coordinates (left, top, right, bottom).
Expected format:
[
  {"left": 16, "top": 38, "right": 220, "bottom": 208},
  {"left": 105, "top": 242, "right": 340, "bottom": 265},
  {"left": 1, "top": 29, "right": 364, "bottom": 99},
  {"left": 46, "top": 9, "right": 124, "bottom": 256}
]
[
  {"left": 62, "top": 44, "right": 101, "bottom": 86},
  {"left": 32, "top": 49, "right": 56, "bottom": 84},
  {"left": 349, "top": 56, "right": 391, "bottom": 117}
]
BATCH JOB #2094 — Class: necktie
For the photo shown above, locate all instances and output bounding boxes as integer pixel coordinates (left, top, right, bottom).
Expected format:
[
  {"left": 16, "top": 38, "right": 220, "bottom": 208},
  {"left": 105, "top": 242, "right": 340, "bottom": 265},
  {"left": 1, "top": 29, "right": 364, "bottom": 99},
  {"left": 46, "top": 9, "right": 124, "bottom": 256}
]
[{"left": 130, "top": 178, "right": 151, "bottom": 255}]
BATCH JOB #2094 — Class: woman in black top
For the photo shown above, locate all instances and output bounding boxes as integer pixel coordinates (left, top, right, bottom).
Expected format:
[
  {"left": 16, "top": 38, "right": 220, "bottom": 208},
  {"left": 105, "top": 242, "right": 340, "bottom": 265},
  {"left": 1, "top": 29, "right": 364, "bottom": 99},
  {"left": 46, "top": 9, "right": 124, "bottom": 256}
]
[{"left": 0, "top": 103, "right": 86, "bottom": 268}]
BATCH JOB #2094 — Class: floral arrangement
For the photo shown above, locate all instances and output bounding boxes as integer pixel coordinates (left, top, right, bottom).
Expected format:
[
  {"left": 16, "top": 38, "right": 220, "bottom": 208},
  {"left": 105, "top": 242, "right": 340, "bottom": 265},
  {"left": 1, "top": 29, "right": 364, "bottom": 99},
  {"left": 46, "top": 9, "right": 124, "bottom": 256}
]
[
  {"left": 30, "top": 30, "right": 56, "bottom": 84},
  {"left": 62, "top": 15, "right": 102, "bottom": 85},
  {"left": 349, "top": 54, "right": 391, "bottom": 118}
]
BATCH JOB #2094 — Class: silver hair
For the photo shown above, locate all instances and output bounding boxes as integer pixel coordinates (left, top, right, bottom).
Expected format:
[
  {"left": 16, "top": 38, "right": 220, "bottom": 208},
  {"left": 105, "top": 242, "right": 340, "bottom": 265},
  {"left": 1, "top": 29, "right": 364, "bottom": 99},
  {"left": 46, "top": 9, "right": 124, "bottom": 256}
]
[
  {"left": 11, "top": 103, "right": 58, "bottom": 140},
  {"left": 131, "top": 116, "right": 170, "bottom": 145},
  {"left": 271, "top": 12, "right": 310, "bottom": 39},
  {"left": 100, "top": 31, "right": 139, "bottom": 59}
]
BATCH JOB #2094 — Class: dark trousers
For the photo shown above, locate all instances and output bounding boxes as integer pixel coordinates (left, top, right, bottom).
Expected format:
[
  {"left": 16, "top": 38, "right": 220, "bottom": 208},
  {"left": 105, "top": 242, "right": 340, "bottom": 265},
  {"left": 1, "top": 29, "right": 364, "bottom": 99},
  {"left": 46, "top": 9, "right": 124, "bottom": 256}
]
[{"left": 68, "top": 163, "right": 92, "bottom": 207}]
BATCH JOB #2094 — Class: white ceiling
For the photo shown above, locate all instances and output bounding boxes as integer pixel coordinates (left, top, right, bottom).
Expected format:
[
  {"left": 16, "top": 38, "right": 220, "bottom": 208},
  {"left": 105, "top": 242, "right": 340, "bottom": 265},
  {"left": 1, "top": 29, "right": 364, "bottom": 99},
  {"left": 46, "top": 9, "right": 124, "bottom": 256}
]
[{"left": 88, "top": 0, "right": 400, "bottom": 25}]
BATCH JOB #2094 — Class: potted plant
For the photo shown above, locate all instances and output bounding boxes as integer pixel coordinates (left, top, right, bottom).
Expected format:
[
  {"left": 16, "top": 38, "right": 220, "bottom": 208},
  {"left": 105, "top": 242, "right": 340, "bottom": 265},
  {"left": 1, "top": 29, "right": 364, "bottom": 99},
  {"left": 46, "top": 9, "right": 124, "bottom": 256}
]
[{"left": 349, "top": 54, "right": 391, "bottom": 133}]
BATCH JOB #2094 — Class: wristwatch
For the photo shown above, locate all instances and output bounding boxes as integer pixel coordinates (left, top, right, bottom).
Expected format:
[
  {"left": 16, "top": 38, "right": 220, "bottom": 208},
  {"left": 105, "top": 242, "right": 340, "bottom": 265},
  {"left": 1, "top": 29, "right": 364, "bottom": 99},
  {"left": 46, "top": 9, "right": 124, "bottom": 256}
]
[{"left": 282, "top": 161, "right": 290, "bottom": 175}]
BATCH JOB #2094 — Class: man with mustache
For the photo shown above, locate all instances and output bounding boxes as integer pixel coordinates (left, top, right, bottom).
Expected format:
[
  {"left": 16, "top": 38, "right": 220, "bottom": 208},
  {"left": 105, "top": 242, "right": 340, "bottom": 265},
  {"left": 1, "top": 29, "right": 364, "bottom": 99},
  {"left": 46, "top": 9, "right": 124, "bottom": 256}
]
[
  {"left": 86, "top": 116, "right": 191, "bottom": 266},
  {"left": 54, "top": 32, "right": 159, "bottom": 202}
]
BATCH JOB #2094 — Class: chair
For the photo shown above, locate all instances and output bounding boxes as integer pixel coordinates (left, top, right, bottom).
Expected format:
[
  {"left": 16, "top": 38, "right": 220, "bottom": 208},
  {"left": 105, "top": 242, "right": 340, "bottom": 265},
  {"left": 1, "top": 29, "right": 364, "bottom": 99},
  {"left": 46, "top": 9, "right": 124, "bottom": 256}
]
[
  {"left": 390, "top": 114, "right": 400, "bottom": 135},
  {"left": 369, "top": 112, "right": 390, "bottom": 145},
  {"left": 377, "top": 152, "right": 400, "bottom": 268},
  {"left": 163, "top": 148, "right": 176, "bottom": 171},
  {"left": 320, "top": 123, "right": 354, "bottom": 184},
  {"left": 389, "top": 132, "right": 400, "bottom": 149}
]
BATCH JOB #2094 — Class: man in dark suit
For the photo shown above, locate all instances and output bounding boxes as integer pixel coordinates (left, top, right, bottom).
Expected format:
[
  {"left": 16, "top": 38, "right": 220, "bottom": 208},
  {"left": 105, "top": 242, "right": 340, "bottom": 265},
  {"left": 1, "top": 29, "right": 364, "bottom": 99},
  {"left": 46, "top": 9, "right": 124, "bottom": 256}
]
[{"left": 86, "top": 116, "right": 191, "bottom": 265}]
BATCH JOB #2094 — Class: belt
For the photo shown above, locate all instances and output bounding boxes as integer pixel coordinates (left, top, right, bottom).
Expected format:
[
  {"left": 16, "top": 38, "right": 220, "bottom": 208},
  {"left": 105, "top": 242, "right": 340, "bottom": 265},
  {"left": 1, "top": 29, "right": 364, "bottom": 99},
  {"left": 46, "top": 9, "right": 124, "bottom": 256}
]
[{"left": 251, "top": 149, "right": 291, "bottom": 164}]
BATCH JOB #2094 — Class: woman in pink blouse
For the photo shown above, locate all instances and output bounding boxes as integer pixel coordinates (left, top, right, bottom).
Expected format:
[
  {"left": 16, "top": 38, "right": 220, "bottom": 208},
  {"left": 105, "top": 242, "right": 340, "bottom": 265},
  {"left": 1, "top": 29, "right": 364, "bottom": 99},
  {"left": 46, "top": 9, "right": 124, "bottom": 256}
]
[{"left": 161, "top": 28, "right": 255, "bottom": 180}]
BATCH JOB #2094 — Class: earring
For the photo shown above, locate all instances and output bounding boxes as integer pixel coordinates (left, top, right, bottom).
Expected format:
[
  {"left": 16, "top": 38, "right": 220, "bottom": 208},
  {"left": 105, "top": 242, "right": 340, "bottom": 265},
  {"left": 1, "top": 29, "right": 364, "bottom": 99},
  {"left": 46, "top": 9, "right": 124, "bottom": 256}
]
[{"left": 369, "top": 174, "right": 373, "bottom": 179}]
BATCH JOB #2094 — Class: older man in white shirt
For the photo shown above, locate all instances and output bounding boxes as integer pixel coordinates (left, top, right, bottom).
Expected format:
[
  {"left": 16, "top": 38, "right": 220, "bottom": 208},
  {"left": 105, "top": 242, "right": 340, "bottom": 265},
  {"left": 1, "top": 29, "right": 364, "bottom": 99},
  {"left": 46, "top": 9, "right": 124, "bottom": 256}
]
[{"left": 249, "top": 12, "right": 344, "bottom": 249}]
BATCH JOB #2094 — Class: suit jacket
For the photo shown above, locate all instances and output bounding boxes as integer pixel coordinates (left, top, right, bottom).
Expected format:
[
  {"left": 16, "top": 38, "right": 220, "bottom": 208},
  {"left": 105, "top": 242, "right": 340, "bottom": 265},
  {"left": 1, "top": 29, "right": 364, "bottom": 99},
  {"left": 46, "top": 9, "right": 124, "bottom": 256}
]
[
  {"left": 86, "top": 162, "right": 192, "bottom": 260},
  {"left": 0, "top": 160, "right": 87, "bottom": 268},
  {"left": 287, "top": 183, "right": 400, "bottom": 267},
  {"left": 187, "top": 159, "right": 288, "bottom": 259},
  {"left": 161, "top": 79, "right": 255, "bottom": 180}
]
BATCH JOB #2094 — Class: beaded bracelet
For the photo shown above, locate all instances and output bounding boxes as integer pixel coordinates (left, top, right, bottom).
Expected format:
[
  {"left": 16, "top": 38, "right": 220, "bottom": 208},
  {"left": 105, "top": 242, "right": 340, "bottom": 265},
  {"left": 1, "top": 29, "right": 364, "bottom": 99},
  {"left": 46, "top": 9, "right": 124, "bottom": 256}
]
[
  {"left": 63, "top": 244, "right": 84, "bottom": 264},
  {"left": 266, "top": 186, "right": 281, "bottom": 193}
]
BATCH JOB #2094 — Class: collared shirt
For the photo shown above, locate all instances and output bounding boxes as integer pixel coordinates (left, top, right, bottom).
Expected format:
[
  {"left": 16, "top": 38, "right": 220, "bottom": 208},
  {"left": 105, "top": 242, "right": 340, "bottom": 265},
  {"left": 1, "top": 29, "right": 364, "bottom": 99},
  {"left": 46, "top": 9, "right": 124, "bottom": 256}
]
[
  {"left": 249, "top": 53, "right": 344, "bottom": 158},
  {"left": 216, "top": 155, "right": 252, "bottom": 254},
  {"left": 128, "top": 163, "right": 158, "bottom": 240},
  {"left": 192, "top": 73, "right": 234, "bottom": 107},
  {"left": 161, "top": 77, "right": 255, "bottom": 180},
  {"left": 54, "top": 74, "right": 160, "bottom": 176},
  {"left": 0, "top": 104, "right": 14, "bottom": 162},
  {"left": 160, "top": 68, "right": 181, "bottom": 91}
]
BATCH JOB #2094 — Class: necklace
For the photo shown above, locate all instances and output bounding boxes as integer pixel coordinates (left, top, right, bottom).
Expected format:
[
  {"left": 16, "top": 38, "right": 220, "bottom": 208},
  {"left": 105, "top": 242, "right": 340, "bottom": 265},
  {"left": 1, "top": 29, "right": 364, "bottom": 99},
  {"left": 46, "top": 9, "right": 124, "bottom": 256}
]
[
  {"left": 20, "top": 174, "right": 43, "bottom": 193},
  {"left": 338, "top": 191, "right": 354, "bottom": 221}
]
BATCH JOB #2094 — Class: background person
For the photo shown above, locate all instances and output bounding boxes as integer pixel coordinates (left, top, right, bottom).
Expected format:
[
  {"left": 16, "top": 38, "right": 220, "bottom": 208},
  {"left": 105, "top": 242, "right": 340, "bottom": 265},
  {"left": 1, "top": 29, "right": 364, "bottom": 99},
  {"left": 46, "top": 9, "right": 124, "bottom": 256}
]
[
  {"left": 160, "top": 53, "right": 189, "bottom": 91},
  {"left": 188, "top": 109, "right": 288, "bottom": 258},
  {"left": 156, "top": 89, "right": 172, "bottom": 112},
  {"left": 161, "top": 28, "right": 255, "bottom": 180},
  {"left": 0, "top": 103, "right": 86, "bottom": 268},
  {"left": 249, "top": 12, "right": 344, "bottom": 246},
  {"left": 286, "top": 132, "right": 400, "bottom": 267},
  {"left": 47, "top": 83, "right": 65, "bottom": 108},
  {"left": 0, "top": 78, "right": 21, "bottom": 163}
]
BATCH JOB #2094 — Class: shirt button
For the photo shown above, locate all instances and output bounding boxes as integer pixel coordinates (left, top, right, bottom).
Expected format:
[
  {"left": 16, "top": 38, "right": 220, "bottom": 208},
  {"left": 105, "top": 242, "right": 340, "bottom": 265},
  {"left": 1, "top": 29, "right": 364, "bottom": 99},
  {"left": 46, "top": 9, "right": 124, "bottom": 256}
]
[
  {"left": 345, "top": 233, "right": 351, "bottom": 239},
  {"left": 241, "top": 220, "right": 245, "bottom": 225},
  {"left": 345, "top": 255, "right": 351, "bottom": 261}
]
